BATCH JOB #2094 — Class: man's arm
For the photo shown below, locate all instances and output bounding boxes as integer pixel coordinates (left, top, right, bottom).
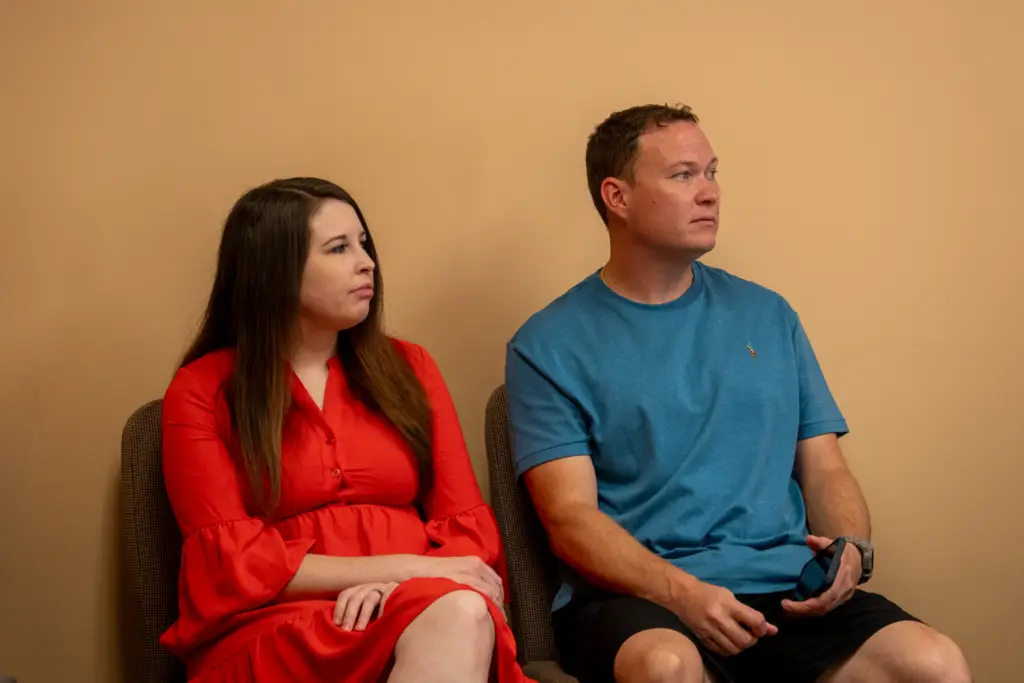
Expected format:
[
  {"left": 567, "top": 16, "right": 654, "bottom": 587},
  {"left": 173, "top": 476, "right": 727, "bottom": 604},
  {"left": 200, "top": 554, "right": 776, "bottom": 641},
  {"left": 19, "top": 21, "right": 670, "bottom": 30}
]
[
  {"left": 794, "top": 433, "right": 870, "bottom": 540},
  {"left": 524, "top": 455, "right": 778, "bottom": 655},
  {"left": 523, "top": 455, "right": 694, "bottom": 606},
  {"left": 783, "top": 432, "right": 872, "bottom": 616}
]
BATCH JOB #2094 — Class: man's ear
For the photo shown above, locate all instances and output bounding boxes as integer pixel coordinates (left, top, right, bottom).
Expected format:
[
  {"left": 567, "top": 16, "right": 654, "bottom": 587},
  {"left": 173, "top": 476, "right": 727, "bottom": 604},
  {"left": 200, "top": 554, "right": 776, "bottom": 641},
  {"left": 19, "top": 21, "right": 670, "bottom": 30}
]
[{"left": 601, "top": 177, "right": 630, "bottom": 222}]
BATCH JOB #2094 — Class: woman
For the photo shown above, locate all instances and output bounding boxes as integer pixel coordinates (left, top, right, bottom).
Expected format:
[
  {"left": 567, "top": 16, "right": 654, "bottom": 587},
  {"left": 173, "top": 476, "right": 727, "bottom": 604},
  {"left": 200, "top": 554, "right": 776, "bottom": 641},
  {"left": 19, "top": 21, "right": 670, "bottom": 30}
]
[{"left": 160, "top": 177, "right": 532, "bottom": 683}]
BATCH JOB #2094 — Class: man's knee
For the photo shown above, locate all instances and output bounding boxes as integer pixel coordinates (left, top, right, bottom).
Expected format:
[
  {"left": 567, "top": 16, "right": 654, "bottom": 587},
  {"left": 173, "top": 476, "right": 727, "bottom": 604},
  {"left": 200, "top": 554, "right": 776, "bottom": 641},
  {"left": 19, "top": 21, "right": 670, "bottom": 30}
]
[
  {"left": 900, "top": 629, "right": 972, "bottom": 683},
  {"left": 613, "top": 628, "right": 705, "bottom": 683},
  {"left": 860, "top": 622, "right": 972, "bottom": 683}
]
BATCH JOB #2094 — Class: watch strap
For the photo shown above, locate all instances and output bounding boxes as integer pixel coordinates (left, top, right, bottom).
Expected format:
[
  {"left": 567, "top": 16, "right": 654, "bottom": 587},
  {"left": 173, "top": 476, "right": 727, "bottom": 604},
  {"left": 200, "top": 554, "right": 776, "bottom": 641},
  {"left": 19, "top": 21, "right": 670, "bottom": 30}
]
[{"left": 838, "top": 536, "right": 874, "bottom": 583}]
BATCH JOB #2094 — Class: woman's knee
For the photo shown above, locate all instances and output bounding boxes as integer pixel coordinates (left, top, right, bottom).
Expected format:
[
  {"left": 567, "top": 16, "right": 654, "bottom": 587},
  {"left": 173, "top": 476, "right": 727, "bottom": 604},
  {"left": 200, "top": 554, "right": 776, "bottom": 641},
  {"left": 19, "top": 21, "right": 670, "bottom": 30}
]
[
  {"left": 614, "top": 628, "right": 705, "bottom": 683},
  {"left": 416, "top": 590, "right": 495, "bottom": 646}
]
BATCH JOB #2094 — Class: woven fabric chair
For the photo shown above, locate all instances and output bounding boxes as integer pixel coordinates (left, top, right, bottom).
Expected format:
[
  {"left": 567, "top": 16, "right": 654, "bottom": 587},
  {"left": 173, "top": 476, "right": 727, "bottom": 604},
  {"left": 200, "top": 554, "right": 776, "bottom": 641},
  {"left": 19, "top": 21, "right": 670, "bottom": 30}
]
[
  {"left": 120, "top": 399, "right": 186, "bottom": 683},
  {"left": 485, "top": 385, "right": 579, "bottom": 683}
]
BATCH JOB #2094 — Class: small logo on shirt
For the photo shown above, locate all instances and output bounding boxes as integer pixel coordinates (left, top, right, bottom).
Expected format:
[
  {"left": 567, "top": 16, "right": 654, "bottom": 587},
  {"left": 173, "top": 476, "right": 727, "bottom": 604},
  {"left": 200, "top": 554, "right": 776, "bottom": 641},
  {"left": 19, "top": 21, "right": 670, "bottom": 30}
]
[{"left": 746, "top": 343, "right": 757, "bottom": 357}]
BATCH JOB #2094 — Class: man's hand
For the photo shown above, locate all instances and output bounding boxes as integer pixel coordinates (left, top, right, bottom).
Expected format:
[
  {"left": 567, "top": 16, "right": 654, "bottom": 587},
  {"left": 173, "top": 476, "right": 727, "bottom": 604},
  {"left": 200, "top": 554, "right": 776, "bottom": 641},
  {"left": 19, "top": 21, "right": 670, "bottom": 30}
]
[
  {"left": 781, "top": 535, "right": 862, "bottom": 617},
  {"left": 672, "top": 579, "right": 778, "bottom": 656}
]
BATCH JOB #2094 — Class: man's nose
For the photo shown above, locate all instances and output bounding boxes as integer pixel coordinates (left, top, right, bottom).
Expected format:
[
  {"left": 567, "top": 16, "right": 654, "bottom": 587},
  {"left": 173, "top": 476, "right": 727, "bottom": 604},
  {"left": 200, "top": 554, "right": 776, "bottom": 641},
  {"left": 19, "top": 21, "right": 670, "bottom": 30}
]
[{"left": 696, "top": 179, "right": 720, "bottom": 205}]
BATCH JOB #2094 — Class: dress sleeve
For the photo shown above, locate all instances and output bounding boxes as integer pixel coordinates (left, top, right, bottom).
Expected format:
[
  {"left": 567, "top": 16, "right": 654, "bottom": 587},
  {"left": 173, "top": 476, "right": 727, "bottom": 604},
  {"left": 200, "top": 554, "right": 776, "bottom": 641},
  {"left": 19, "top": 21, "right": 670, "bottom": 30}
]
[
  {"left": 409, "top": 346, "right": 508, "bottom": 585},
  {"left": 158, "top": 364, "right": 315, "bottom": 654}
]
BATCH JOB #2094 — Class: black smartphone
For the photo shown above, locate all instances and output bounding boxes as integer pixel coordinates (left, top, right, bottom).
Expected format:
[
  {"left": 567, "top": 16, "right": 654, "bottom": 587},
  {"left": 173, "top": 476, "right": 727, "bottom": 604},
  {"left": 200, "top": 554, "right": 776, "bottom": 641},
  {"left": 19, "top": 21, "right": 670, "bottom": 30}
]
[{"left": 792, "top": 538, "right": 846, "bottom": 601}]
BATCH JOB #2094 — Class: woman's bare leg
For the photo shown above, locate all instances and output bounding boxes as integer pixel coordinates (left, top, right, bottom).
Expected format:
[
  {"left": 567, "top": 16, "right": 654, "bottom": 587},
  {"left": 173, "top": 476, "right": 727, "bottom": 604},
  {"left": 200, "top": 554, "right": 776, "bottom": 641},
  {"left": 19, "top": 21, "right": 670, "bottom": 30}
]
[{"left": 387, "top": 590, "right": 495, "bottom": 683}]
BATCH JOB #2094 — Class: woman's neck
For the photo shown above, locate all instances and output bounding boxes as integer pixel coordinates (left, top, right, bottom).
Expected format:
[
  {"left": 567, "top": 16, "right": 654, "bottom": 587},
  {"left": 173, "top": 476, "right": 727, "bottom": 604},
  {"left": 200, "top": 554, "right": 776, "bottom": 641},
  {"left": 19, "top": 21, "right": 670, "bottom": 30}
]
[{"left": 290, "top": 318, "right": 337, "bottom": 372}]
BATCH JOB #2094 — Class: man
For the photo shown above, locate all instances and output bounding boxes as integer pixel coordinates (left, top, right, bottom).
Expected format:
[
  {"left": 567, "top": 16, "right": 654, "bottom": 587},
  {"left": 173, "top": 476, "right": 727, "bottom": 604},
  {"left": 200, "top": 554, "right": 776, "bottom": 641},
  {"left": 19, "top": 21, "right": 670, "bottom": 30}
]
[{"left": 504, "top": 104, "right": 972, "bottom": 683}]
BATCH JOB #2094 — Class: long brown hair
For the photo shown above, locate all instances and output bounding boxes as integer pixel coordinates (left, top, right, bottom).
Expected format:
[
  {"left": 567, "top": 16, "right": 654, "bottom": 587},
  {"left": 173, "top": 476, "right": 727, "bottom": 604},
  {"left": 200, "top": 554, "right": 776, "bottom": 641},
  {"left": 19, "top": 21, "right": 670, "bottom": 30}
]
[{"left": 181, "top": 177, "right": 433, "bottom": 513}]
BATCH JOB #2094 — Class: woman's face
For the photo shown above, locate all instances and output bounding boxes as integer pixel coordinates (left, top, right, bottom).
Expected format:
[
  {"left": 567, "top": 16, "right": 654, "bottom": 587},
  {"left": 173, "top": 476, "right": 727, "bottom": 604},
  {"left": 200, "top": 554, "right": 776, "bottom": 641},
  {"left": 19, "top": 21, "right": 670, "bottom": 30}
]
[{"left": 299, "top": 199, "right": 376, "bottom": 331}]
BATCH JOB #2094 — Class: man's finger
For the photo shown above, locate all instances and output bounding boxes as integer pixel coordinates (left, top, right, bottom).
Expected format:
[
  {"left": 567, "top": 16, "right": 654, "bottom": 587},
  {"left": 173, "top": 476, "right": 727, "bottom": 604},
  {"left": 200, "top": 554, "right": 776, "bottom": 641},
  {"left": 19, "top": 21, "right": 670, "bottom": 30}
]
[
  {"left": 816, "top": 582, "right": 846, "bottom": 612},
  {"left": 806, "top": 535, "right": 834, "bottom": 551},
  {"left": 781, "top": 597, "right": 827, "bottom": 617},
  {"left": 709, "top": 629, "right": 741, "bottom": 656},
  {"left": 733, "top": 603, "right": 776, "bottom": 637},
  {"left": 699, "top": 635, "right": 727, "bottom": 657},
  {"left": 720, "top": 618, "right": 757, "bottom": 652}
]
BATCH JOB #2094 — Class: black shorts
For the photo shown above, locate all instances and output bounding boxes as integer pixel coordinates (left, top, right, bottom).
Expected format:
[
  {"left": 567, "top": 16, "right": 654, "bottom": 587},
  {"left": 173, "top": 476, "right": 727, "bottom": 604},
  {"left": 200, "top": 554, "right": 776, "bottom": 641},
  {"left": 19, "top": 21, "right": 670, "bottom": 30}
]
[{"left": 552, "top": 589, "right": 920, "bottom": 683}]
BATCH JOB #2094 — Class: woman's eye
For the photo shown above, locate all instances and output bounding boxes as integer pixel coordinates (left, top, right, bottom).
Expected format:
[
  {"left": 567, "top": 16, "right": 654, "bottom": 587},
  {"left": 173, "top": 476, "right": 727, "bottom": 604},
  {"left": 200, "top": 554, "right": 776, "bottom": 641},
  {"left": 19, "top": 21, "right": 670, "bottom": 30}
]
[
  {"left": 331, "top": 243, "right": 347, "bottom": 254},
  {"left": 675, "top": 171, "right": 692, "bottom": 180}
]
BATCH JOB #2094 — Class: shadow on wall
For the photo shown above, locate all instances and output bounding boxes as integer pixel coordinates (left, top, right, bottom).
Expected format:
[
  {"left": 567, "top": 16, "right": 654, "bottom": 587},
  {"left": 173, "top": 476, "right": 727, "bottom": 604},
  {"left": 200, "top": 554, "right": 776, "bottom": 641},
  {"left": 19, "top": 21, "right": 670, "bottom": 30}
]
[{"left": 399, "top": 214, "right": 604, "bottom": 485}]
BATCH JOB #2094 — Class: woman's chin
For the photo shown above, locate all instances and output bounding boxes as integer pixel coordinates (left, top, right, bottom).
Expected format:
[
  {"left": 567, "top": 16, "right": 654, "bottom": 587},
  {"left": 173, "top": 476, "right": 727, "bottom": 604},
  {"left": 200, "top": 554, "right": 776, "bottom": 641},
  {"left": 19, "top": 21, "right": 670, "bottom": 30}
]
[{"left": 331, "top": 306, "right": 371, "bottom": 332}]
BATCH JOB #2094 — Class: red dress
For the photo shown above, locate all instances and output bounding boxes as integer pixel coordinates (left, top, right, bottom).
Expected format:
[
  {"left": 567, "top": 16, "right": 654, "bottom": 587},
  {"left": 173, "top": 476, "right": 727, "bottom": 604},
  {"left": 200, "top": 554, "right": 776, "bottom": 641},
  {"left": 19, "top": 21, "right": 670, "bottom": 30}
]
[{"left": 159, "top": 339, "right": 533, "bottom": 682}]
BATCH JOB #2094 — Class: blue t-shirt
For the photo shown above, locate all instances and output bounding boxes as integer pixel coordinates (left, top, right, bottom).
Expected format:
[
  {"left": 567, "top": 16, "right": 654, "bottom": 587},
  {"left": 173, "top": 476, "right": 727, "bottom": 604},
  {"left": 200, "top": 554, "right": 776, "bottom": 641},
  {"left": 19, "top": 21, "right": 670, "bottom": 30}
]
[{"left": 505, "top": 261, "right": 848, "bottom": 611}]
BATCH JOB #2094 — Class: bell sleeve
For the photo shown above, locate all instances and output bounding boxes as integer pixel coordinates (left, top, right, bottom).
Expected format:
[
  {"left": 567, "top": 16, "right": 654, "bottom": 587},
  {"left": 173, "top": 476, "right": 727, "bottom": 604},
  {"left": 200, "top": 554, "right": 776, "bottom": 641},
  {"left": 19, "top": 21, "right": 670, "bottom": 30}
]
[
  {"left": 407, "top": 345, "right": 509, "bottom": 589},
  {"left": 157, "top": 365, "right": 315, "bottom": 655}
]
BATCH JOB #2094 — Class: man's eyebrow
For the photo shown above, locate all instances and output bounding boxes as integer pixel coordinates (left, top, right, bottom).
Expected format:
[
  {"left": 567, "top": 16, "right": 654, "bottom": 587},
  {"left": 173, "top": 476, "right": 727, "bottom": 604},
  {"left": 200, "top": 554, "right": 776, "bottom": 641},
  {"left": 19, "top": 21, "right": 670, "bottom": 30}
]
[{"left": 669, "top": 157, "right": 719, "bottom": 168}]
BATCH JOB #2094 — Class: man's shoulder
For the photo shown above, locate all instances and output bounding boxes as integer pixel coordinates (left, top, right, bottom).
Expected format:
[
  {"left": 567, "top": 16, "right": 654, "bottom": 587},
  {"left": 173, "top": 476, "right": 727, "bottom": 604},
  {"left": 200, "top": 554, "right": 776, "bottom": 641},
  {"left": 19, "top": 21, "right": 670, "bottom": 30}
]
[
  {"left": 509, "top": 271, "right": 601, "bottom": 352},
  {"left": 698, "top": 261, "right": 796, "bottom": 317}
]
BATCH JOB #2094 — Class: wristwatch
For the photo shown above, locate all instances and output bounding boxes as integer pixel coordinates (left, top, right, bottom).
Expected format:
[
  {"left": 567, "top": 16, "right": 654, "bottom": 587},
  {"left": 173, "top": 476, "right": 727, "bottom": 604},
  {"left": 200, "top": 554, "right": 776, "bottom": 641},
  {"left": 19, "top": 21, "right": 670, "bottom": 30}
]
[{"left": 838, "top": 536, "right": 874, "bottom": 583}]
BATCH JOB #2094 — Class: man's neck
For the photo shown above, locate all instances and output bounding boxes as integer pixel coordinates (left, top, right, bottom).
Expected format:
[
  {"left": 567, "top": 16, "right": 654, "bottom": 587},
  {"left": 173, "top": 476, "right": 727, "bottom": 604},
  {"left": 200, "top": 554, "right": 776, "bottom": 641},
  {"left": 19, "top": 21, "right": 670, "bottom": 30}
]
[{"left": 601, "top": 247, "right": 697, "bottom": 306}]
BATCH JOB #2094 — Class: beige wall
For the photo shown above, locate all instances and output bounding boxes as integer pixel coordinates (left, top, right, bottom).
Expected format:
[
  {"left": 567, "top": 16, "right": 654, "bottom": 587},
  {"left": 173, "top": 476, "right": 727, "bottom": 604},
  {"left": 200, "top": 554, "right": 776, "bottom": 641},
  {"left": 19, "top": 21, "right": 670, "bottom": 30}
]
[{"left": 1, "top": 1, "right": 1020, "bottom": 681}]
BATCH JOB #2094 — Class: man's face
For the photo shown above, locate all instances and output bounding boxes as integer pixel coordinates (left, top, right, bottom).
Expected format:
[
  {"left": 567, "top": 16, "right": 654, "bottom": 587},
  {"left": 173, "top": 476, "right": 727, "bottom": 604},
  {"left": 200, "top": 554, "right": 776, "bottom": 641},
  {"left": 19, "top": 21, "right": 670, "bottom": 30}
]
[{"left": 616, "top": 121, "right": 720, "bottom": 254}]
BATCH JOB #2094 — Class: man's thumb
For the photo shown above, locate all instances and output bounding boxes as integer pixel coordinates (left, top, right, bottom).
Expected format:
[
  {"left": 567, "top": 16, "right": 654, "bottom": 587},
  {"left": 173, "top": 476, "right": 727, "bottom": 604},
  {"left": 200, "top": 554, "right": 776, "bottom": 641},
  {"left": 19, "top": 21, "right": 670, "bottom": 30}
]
[{"left": 806, "top": 534, "right": 833, "bottom": 551}]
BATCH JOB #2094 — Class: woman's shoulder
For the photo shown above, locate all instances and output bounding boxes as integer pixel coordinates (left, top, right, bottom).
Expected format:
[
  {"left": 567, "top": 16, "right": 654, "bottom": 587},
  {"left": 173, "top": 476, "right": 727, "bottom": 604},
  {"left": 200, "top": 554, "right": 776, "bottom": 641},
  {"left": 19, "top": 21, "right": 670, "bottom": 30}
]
[
  {"left": 388, "top": 336, "right": 425, "bottom": 361},
  {"left": 164, "top": 348, "right": 236, "bottom": 404},
  {"left": 388, "top": 336, "right": 444, "bottom": 368},
  {"left": 387, "top": 337, "right": 446, "bottom": 383}
]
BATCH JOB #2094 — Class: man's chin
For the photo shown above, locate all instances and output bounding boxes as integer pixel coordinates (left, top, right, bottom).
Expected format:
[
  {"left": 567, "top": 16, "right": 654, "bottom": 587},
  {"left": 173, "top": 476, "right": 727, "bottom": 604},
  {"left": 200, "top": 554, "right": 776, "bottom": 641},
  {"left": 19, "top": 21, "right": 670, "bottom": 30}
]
[{"left": 677, "top": 237, "right": 716, "bottom": 257}]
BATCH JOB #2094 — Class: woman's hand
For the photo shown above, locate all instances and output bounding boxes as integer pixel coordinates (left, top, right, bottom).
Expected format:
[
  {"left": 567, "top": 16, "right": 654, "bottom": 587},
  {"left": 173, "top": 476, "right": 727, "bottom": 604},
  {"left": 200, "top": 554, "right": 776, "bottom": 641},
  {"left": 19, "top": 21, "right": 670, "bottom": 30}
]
[
  {"left": 333, "top": 582, "right": 399, "bottom": 631},
  {"left": 417, "top": 556, "right": 505, "bottom": 607}
]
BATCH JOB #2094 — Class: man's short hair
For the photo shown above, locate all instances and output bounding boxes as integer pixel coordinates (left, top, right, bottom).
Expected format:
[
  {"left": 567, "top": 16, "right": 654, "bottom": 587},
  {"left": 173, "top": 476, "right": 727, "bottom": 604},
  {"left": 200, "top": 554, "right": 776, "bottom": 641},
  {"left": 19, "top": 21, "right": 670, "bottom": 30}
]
[{"left": 585, "top": 103, "right": 700, "bottom": 224}]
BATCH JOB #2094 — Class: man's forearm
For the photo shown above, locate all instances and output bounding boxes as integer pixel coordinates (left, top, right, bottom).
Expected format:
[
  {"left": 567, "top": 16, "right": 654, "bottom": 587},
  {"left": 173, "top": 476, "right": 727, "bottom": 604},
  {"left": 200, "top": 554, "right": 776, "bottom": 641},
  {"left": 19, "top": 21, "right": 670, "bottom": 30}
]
[
  {"left": 545, "top": 503, "right": 697, "bottom": 606},
  {"left": 802, "top": 467, "right": 871, "bottom": 539}
]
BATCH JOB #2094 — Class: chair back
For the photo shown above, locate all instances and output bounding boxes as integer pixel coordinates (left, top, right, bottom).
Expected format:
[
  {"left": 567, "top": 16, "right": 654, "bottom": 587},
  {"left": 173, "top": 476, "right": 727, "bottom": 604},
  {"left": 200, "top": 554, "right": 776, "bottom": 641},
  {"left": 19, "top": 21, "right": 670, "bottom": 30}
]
[
  {"left": 484, "top": 385, "right": 562, "bottom": 664},
  {"left": 120, "top": 399, "right": 186, "bottom": 683}
]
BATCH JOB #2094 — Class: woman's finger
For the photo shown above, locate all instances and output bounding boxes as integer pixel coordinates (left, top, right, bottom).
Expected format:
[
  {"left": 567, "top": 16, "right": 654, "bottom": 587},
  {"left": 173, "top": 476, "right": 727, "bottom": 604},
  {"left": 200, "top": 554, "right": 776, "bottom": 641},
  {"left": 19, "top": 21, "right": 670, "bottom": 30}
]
[
  {"left": 378, "top": 582, "right": 398, "bottom": 615},
  {"left": 333, "top": 587, "right": 356, "bottom": 626},
  {"left": 354, "top": 589, "right": 383, "bottom": 631},
  {"left": 341, "top": 586, "right": 373, "bottom": 631},
  {"left": 479, "top": 567, "right": 503, "bottom": 603},
  {"left": 471, "top": 560, "right": 502, "bottom": 592}
]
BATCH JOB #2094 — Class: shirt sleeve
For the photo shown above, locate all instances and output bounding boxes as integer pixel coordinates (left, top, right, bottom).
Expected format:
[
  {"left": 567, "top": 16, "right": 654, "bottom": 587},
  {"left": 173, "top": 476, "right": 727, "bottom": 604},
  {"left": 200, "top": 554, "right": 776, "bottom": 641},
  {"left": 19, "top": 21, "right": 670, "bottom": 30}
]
[
  {"left": 791, "top": 312, "right": 850, "bottom": 441},
  {"left": 504, "top": 339, "right": 592, "bottom": 478},
  {"left": 408, "top": 346, "right": 507, "bottom": 586},
  {"left": 158, "top": 365, "right": 315, "bottom": 655}
]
